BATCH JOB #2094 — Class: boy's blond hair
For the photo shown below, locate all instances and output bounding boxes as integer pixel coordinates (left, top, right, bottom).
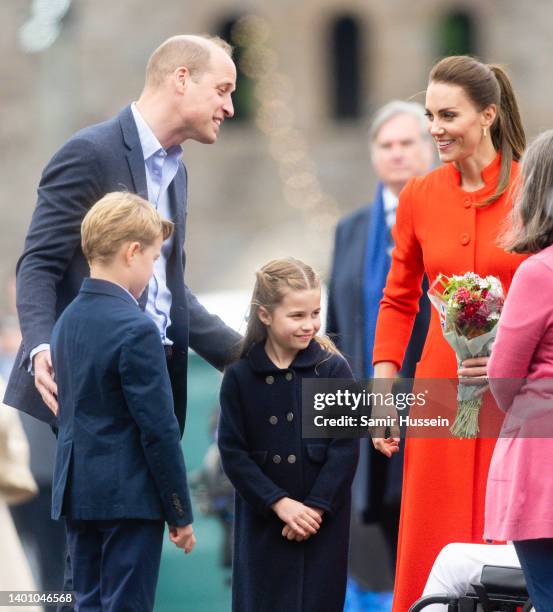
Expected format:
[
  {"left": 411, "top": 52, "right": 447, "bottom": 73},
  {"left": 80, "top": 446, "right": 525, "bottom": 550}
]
[{"left": 81, "top": 192, "right": 173, "bottom": 264}]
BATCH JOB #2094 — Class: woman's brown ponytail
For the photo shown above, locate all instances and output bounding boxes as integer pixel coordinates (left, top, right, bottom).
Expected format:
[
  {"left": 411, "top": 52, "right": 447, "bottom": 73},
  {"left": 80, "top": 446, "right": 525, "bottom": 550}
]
[{"left": 488, "top": 64, "right": 526, "bottom": 202}]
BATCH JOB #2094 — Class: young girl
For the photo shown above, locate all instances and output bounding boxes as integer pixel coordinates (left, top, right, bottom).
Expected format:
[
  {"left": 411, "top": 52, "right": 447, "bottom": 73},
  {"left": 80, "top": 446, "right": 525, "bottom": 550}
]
[
  {"left": 218, "top": 258, "right": 359, "bottom": 612},
  {"left": 485, "top": 129, "right": 553, "bottom": 612}
]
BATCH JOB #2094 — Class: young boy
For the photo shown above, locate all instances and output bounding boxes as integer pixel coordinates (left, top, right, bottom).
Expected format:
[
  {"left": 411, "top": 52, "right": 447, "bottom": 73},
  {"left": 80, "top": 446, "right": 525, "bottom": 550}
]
[{"left": 50, "top": 192, "right": 195, "bottom": 611}]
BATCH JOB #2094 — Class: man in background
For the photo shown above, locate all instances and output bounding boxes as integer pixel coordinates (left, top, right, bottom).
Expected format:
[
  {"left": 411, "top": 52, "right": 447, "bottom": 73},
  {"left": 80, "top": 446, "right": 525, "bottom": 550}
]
[{"left": 327, "top": 100, "right": 434, "bottom": 606}]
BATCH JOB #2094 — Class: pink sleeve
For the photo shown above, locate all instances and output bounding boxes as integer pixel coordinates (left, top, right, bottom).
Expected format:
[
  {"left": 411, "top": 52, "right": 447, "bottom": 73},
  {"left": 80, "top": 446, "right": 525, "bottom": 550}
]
[{"left": 488, "top": 258, "right": 553, "bottom": 409}]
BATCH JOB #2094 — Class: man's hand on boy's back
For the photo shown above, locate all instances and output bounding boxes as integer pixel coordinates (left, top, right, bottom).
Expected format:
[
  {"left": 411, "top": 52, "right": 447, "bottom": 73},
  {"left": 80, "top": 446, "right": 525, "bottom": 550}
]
[
  {"left": 169, "top": 524, "right": 196, "bottom": 554},
  {"left": 33, "top": 350, "right": 58, "bottom": 415}
]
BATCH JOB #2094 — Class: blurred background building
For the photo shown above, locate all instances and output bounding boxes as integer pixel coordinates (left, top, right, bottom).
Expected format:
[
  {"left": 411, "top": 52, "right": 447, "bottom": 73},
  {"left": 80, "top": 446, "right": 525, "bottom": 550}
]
[{"left": 1, "top": 0, "right": 552, "bottom": 307}]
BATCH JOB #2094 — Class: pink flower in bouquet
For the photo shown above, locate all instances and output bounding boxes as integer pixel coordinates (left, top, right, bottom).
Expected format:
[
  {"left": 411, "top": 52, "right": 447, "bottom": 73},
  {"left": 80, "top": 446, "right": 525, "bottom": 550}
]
[{"left": 454, "top": 287, "right": 471, "bottom": 304}]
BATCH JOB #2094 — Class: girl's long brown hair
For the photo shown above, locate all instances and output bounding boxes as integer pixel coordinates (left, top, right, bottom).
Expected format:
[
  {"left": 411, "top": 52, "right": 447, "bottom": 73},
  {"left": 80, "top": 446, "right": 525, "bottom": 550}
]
[{"left": 240, "top": 257, "right": 339, "bottom": 358}]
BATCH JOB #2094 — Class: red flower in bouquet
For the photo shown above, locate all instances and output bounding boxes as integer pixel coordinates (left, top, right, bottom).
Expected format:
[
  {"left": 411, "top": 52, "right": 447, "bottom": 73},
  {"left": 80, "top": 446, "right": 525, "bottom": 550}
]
[{"left": 443, "top": 273, "right": 504, "bottom": 339}]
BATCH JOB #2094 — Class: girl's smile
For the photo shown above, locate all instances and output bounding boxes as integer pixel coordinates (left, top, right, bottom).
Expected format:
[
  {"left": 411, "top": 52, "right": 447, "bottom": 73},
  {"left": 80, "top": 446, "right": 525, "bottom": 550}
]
[{"left": 258, "top": 288, "right": 321, "bottom": 367}]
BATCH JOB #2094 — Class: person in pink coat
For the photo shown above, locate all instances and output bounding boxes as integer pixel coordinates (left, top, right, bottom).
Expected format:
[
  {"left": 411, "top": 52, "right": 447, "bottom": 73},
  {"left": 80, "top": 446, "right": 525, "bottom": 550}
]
[{"left": 485, "top": 128, "right": 553, "bottom": 612}]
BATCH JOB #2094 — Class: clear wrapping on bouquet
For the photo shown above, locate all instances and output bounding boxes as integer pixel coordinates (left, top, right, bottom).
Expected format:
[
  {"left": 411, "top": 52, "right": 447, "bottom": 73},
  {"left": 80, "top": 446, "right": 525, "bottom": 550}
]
[{"left": 428, "top": 272, "right": 504, "bottom": 438}]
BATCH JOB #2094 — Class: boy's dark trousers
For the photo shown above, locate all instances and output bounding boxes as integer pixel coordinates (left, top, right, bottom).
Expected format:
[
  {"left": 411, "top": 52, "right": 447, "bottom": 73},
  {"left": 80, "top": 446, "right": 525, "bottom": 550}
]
[{"left": 65, "top": 518, "right": 165, "bottom": 612}]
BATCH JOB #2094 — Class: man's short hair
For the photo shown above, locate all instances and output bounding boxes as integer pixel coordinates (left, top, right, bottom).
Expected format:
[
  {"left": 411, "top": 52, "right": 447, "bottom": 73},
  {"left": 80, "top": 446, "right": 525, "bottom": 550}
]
[
  {"left": 368, "top": 100, "right": 430, "bottom": 144},
  {"left": 81, "top": 192, "right": 173, "bottom": 264},
  {"left": 145, "top": 34, "right": 233, "bottom": 88}
]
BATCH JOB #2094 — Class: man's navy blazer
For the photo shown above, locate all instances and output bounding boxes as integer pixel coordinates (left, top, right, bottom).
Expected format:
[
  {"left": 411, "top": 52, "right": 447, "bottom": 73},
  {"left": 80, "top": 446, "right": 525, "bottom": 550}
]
[
  {"left": 326, "top": 201, "right": 430, "bottom": 380},
  {"left": 5, "top": 105, "right": 241, "bottom": 430},
  {"left": 50, "top": 278, "right": 191, "bottom": 526}
]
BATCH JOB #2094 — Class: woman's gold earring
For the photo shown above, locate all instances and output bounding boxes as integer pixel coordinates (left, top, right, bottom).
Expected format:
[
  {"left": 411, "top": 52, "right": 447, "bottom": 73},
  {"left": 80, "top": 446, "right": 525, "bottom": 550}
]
[{"left": 483, "top": 126, "right": 487, "bottom": 138}]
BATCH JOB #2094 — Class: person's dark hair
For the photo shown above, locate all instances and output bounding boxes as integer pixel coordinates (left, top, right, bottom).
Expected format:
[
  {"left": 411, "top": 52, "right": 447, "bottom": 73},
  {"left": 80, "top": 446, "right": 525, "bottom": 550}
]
[
  {"left": 429, "top": 55, "right": 526, "bottom": 204},
  {"left": 502, "top": 130, "right": 553, "bottom": 254}
]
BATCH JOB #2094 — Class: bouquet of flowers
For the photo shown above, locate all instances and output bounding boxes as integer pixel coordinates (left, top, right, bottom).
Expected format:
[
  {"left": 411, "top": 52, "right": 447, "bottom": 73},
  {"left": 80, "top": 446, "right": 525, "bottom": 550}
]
[{"left": 428, "top": 272, "right": 504, "bottom": 438}]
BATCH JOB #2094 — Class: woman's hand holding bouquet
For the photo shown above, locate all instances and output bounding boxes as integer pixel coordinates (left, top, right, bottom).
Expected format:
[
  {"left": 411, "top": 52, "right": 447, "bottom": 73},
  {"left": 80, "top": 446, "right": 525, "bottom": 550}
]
[{"left": 428, "top": 272, "right": 504, "bottom": 438}]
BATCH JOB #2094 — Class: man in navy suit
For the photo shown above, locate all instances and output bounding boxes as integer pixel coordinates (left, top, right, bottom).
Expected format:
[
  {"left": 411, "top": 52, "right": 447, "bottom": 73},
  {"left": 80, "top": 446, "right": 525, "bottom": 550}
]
[
  {"left": 5, "top": 34, "right": 241, "bottom": 432},
  {"left": 326, "top": 101, "right": 434, "bottom": 594},
  {"left": 51, "top": 192, "right": 194, "bottom": 611}
]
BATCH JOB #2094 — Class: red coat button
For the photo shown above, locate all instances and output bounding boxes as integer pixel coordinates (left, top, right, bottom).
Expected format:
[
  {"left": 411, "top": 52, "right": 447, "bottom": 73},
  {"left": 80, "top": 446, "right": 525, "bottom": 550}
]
[
  {"left": 460, "top": 233, "right": 470, "bottom": 245},
  {"left": 463, "top": 199, "right": 471, "bottom": 209}
]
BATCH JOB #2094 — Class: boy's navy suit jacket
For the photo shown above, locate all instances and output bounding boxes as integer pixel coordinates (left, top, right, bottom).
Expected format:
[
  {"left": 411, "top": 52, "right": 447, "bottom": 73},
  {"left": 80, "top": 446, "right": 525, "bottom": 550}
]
[{"left": 50, "top": 278, "right": 192, "bottom": 526}]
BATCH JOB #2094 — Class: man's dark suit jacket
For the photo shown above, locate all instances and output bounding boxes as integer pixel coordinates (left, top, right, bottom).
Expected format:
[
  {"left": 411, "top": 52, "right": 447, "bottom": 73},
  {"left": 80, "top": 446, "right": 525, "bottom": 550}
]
[
  {"left": 5, "top": 105, "right": 241, "bottom": 431},
  {"left": 327, "top": 203, "right": 430, "bottom": 381},
  {"left": 51, "top": 278, "right": 192, "bottom": 526}
]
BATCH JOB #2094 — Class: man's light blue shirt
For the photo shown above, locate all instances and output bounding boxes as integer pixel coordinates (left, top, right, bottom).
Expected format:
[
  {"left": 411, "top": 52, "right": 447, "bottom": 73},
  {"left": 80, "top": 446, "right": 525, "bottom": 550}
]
[{"left": 131, "top": 102, "right": 183, "bottom": 345}]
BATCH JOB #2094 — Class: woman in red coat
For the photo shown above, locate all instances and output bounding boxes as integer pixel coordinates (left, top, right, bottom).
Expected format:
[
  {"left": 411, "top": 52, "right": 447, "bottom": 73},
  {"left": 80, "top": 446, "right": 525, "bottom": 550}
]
[{"left": 372, "top": 56, "right": 527, "bottom": 611}]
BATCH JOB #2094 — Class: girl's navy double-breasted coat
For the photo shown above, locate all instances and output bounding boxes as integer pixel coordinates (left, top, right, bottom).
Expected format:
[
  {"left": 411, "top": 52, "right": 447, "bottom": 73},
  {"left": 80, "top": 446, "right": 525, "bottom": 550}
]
[{"left": 218, "top": 340, "right": 359, "bottom": 612}]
